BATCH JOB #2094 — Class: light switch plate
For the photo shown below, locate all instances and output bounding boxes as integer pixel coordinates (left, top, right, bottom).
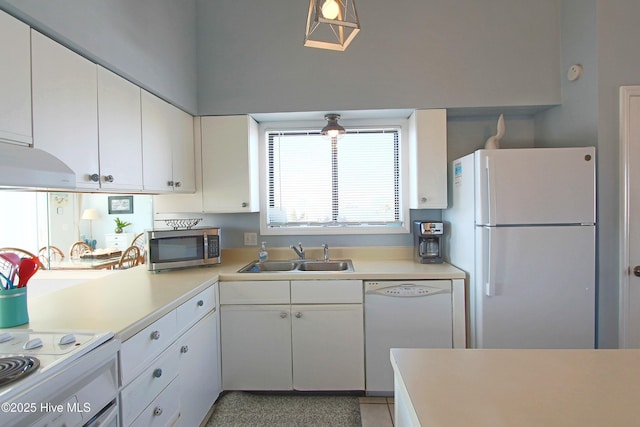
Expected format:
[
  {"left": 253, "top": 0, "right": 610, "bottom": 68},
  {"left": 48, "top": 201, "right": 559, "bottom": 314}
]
[{"left": 244, "top": 232, "right": 258, "bottom": 246}]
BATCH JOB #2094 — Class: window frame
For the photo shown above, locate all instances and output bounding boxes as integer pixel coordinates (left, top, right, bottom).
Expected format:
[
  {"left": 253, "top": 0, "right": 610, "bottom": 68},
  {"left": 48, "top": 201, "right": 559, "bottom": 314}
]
[{"left": 258, "top": 117, "right": 411, "bottom": 235}]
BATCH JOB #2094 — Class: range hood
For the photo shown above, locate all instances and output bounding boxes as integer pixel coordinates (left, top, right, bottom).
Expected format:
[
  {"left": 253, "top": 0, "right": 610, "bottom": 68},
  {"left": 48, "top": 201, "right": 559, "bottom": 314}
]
[{"left": 0, "top": 143, "right": 76, "bottom": 190}]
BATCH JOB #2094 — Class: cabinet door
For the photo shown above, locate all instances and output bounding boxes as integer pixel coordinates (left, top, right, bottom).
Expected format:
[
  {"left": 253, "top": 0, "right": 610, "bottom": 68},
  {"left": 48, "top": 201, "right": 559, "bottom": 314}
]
[
  {"left": 141, "top": 90, "right": 175, "bottom": 193},
  {"left": 153, "top": 117, "right": 203, "bottom": 213},
  {"left": 0, "top": 10, "right": 32, "bottom": 145},
  {"left": 170, "top": 107, "right": 195, "bottom": 193},
  {"left": 32, "top": 30, "right": 99, "bottom": 189},
  {"left": 177, "top": 311, "right": 220, "bottom": 427},
  {"left": 408, "top": 109, "right": 448, "bottom": 208},
  {"left": 220, "top": 304, "right": 292, "bottom": 390},
  {"left": 97, "top": 66, "right": 143, "bottom": 191},
  {"left": 201, "top": 115, "right": 259, "bottom": 212},
  {"left": 291, "top": 304, "right": 364, "bottom": 390}
]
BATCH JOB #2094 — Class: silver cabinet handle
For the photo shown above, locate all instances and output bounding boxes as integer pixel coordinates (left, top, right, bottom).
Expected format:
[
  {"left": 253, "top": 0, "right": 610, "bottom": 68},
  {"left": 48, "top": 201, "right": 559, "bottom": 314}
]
[
  {"left": 280, "top": 312, "right": 288, "bottom": 318},
  {"left": 153, "top": 407, "right": 163, "bottom": 416},
  {"left": 167, "top": 180, "right": 174, "bottom": 187},
  {"left": 103, "top": 174, "right": 114, "bottom": 182},
  {"left": 89, "top": 173, "right": 100, "bottom": 182},
  {"left": 174, "top": 181, "right": 181, "bottom": 188},
  {"left": 153, "top": 368, "right": 162, "bottom": 378},
  {"left": 150, "top": 330, "right": 160, "bottom": 340},
  {"left": 634, "top": 266, "right": 640, "bottom": 277},
  {"left": 181, "top": 345, "right": 189, "bottom": 354},
  {"left": 295, "top": 312, "right": 302, "bottom": 318}
]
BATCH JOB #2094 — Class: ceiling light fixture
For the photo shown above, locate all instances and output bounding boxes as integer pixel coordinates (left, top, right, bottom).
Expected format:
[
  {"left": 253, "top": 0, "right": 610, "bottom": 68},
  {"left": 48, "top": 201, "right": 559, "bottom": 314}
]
[
  {"left": 321, "top": 114, "right": 346, "bottom": 138},
  {"left": 304, "top": 0, "right": 360, "bottom": 52}
]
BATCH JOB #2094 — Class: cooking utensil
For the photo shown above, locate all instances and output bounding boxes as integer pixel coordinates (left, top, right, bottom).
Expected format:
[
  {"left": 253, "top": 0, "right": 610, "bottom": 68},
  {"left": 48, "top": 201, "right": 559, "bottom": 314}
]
[
  {"left": 16, "top": 257, "right": 39, "bottom": 288},
  {"left": 0, "top": 271, "right": 13, "bottom": 290},
  {"left": 0, "top": 253, "right": 20, "bottom": 283}
]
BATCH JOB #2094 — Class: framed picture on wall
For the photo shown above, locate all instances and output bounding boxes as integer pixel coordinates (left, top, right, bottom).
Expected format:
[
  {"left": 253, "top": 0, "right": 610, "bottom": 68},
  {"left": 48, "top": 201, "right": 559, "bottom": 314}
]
[{"left": 108, "top": 196, "right": 134, "bottom": 214}]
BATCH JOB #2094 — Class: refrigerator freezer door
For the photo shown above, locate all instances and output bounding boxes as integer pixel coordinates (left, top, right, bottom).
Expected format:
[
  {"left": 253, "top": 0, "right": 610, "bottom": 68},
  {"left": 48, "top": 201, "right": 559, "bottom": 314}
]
[
  {"left": 475, "top": 225, "right": 595, "bottom": 349},
  {"left": 475, "top": 147, "right": 596, "bottom": 225}
]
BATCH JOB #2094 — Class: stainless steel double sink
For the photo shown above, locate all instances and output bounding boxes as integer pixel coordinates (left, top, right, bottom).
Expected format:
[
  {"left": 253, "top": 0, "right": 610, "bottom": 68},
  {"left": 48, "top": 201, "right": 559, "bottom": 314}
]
[{"left": 238, "top": 259, "right": 354, "bottom": 273}]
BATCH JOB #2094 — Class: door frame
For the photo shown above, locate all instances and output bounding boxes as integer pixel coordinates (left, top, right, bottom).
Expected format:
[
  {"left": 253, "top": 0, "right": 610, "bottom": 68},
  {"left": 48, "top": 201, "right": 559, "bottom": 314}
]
[{"left": 618, "top": 86, "right": 640, "bottom": 347}]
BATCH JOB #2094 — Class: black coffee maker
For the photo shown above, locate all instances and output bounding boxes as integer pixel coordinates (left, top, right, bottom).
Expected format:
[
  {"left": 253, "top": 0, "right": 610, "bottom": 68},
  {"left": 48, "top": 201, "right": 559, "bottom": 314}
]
[{"left": 414, "top": 221, "right": 444, "bottom": 263}]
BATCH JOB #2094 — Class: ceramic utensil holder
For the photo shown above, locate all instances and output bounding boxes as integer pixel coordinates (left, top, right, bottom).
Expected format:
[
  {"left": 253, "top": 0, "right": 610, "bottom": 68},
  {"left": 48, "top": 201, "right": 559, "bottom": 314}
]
[{"left": 0, "top": 288, "right": 28, "bottom": 327}]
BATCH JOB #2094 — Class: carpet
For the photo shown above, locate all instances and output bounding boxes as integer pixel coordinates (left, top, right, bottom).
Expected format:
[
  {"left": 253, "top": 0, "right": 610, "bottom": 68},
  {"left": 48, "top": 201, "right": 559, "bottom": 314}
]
[{"left": 205, "top": 392, "right": 362, "bottom": 427}]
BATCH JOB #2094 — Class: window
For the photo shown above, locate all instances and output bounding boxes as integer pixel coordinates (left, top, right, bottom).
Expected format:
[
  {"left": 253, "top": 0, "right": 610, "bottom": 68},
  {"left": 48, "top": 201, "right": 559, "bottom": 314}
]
[{"left": 261, "top": 123, "right": 408, "bottom": 235}]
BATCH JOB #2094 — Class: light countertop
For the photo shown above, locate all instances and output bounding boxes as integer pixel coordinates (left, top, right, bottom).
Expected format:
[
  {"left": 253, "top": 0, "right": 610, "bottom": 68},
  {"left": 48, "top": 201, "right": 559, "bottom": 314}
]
[
  {"left": 22, "top": 266, "right": 217, "bottom": 341},
  {"left": 18, "top": 247, "right": 465, "bottom": 343},
  {"left": 390, "top": 348, "right": 640, "bottom": 427}
]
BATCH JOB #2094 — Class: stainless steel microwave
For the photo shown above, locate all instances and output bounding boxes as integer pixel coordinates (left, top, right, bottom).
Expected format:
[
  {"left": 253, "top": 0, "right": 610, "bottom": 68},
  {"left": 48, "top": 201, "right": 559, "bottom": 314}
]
[{"left": 146, "top": 227, "right": 220, "bottom": 272}]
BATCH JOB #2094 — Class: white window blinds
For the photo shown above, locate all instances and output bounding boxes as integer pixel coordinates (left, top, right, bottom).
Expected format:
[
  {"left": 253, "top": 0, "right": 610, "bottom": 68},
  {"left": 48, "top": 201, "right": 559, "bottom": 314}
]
[{"left": 267, "top": 129, "right": 402, "bottom": 229}]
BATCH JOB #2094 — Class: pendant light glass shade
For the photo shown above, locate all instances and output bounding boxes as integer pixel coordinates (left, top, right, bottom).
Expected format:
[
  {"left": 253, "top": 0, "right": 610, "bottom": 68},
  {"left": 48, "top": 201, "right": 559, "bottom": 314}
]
[
  {"left": 304, "top": 0, "right": 360, "bottom": 51},
  {"left": 321, "top": 114, "right": 346, "bottom": 138}
]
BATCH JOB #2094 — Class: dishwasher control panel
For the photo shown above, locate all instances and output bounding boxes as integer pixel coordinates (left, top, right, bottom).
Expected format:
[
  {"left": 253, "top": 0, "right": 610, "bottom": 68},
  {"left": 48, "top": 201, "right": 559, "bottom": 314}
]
[{"left": 365, "top": 281, "right": 451, "bottom": 297}]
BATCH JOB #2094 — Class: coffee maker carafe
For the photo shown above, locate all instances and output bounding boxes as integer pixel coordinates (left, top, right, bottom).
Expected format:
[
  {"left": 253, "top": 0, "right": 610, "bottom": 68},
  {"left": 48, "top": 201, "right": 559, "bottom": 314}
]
[{"left": 414, "top": 221, "right": 443, "bottom": 263}]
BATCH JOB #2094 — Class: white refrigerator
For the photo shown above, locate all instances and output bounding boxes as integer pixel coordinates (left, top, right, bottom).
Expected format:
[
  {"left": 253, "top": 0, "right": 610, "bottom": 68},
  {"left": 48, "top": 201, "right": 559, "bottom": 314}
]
[{"left": 443, "top": 147, "right": 596, "bottom": 348}]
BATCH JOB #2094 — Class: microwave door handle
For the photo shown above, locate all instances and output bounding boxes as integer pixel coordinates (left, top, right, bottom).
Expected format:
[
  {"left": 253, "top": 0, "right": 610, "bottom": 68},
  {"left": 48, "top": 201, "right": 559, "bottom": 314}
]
[{"left": 203, "top": 235, "right": 209, "bottom": 260}]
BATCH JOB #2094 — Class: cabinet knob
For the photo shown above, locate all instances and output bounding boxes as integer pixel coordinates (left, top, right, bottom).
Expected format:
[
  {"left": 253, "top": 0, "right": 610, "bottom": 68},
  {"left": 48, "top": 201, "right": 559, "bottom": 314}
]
[
  {"left": 197, "top": 299, "right": 204, "bottom": 307},
  {"left": 150, "top": 330, "right": 160, "bottom": 340},
  {"left": 634, "top": 266, "right": 640, "bottom": 277},
  {"left": 153, "top": 407, "right": 163, "bottom": 416},
  {"left": 181, "top": 345, "right": 189, "bottom": 354},
  {"left": 280, "top": 312, "right": 288, "bottom": 318},
  {"left": 295, "top": 312, "right": 303, "bottom": 318},
  {"left": 420, "top": 197, "right": 428, "bottom": 203},
  {"left": 153, "top": 368, "right": 163, "bottom": 378},
  {"left": 242, "top": 202, "right": 248, "bottom": 208},
  {"left": 89, "top": 173, "right": 100, "bottom": 182},
  {"left": 103, "top": 174, "right": 114, "bottom": 183},
  {"left": 167, "top": 180, "right": 174, "bottom": 187},
  {"left": 174, "top": 181, "right": 181, "bottom": 188}
]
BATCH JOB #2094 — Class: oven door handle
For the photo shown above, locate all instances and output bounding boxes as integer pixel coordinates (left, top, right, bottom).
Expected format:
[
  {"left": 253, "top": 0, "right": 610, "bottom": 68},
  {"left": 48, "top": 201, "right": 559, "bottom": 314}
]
[{"left": 84, "top": 399, "right": 118, "bottom": 426}]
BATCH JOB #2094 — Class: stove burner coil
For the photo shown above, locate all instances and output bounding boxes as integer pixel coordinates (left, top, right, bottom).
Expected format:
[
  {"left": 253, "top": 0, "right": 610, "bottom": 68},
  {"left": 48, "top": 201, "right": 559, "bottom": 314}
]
[{"left": 0, "top": 356, "right": 40, "bottom": 386}]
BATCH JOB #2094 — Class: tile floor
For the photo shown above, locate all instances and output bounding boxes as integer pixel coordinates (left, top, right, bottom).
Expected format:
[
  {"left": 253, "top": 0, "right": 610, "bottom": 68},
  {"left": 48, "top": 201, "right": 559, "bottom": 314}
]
[{"left": 359, "top": 396, "right": 395, "bottom": 427}]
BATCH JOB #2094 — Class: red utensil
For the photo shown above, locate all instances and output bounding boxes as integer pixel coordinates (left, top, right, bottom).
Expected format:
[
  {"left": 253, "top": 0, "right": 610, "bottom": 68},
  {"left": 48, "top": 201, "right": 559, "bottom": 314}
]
[{"left": 16, "top": 257, "right": 39, "bottom": 288}]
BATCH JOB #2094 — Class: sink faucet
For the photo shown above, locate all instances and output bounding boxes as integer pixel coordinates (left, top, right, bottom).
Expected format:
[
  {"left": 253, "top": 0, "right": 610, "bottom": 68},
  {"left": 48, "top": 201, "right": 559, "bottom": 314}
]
[
  {"left": 321, "top": 243, "right": 329, "bottom": 262},
  {"left": 290, "top": 242, "right": 305, "bottom": 260}
]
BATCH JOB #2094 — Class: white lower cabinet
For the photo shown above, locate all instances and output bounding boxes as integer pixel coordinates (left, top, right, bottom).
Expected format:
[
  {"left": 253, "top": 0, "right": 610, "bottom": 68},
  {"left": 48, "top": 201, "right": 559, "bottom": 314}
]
[
  {"left": 176, "top": 310, "right": 221, "bottom": 426},
  {"left": 119, "top": 283, "right": 219, "bottom": 426},
  {"left": 291, "top": 304, "right": 364, "bottom": 390},
  {"left": 220, "top": 304, "right": 293, "bottom": 390},
  {"left": 219, "top": 280, "right": 364, "bottom": 391}
]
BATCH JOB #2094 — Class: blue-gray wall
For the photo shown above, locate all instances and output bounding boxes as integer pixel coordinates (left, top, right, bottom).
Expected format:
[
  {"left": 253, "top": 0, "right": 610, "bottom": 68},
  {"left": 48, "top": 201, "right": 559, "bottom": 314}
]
[{"left": 196, "top": 0, "right": 560, "bottom": 115}]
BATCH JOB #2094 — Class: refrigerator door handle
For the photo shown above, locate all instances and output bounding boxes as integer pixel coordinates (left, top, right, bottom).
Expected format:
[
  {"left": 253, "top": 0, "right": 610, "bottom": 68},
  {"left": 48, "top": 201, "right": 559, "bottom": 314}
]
[
  {"left": 485, "top": 227, "right": 497, "bottom": 297},
  {"left": 485, "top": 156, "right": 497, "bottom": 225}
]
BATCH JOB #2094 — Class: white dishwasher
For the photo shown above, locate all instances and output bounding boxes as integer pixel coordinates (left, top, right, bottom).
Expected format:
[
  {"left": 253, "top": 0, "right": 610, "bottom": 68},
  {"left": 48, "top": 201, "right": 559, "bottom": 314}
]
[{"left": 364, "top": 280, "right": 453, "bottom": 395}]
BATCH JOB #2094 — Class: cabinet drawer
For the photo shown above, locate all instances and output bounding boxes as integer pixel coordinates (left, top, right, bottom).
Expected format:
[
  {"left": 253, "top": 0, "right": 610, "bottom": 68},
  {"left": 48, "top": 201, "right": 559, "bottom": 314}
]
[
  {"left": 220, "top": 281, "right": 290, "bottom": 304},
  {"left": 177, "top": 285, "right": 216, "bottom": 332},
  {"left": 121, "top": 346, "right": 180, "bottom": 426},
  {"left": 120, "top": 310, "right": 178, "bottom": 385},
  {"left": 130, "top": 378, "right": 181, "bottom": 427},
  {"left": 291, "top": 280, "right": 363, "bottom": 304}
]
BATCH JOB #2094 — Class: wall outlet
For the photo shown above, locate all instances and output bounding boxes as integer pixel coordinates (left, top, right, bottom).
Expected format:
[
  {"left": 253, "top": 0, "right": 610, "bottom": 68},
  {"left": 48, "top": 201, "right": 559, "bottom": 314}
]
[{"left": 244, "top": 232, "right": 258, "bottom": 246}]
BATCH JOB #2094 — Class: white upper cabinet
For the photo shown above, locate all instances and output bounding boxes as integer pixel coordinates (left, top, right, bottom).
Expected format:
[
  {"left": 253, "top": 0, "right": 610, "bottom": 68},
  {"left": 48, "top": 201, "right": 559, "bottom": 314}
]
[
  {"left": 97, "top": 66, "right": 143, "bottom": 191},
  {"left": 201, "top": 115, "right": 259, "bottom": 212},
  {"left": 31, "top": 30, "right": 100, "bottom": 189},
  {"left": 142, "top": 90, "right": 195, "bottom": 193},
  {"left": 408, "top": 109, "right": 448, "bottom": 209},
  {"left": 0, "top": 10, "right": 32, "bottom": 145}
]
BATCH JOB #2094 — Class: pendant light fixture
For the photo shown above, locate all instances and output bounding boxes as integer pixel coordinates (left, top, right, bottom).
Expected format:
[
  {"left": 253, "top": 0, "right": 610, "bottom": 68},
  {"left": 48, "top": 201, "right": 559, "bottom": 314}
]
[
  {"left": 321, "top": 114, "right": 346, "bottom": 138},
  {"left": 304, "top": 0, "right": 360, "bottom": 51}
]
